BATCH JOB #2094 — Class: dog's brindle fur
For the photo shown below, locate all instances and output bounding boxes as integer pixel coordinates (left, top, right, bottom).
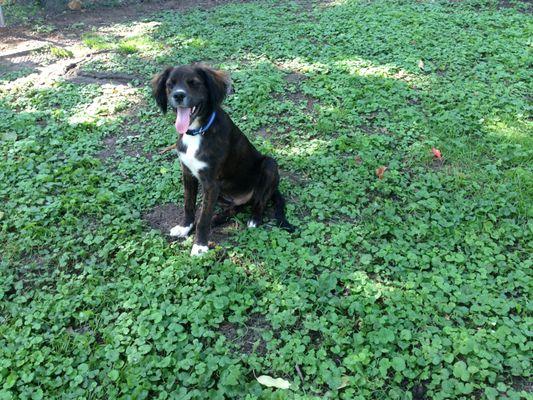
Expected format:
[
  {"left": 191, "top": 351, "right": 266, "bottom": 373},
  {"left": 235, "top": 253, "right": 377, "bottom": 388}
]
[{"left": 152, "top": 64, "right": 294, "bottom": 255}]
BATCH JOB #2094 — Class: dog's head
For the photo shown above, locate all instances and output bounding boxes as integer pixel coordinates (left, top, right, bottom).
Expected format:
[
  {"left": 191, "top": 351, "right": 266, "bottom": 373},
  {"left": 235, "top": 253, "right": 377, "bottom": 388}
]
[{"left": 151, "top": 64, "right": 231, "bottom": 133}]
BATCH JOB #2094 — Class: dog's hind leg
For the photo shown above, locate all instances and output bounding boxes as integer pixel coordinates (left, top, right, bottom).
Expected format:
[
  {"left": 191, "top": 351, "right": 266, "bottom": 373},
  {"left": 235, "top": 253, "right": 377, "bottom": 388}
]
[
  {"left": 248, "top": 157, "right": 277, "bottom": 228},
  {"left": 272, "top": 189, "right": 295, "bottom": 232},
  {"left": 249, "top": 157, "right": 295, "bottom": 232}
]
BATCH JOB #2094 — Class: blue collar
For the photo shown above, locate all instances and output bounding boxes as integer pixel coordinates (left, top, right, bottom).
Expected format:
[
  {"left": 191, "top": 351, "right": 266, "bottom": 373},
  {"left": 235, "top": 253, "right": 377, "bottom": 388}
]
[{"left": 186, "top": 111, "right": 217, "bottom": 136}]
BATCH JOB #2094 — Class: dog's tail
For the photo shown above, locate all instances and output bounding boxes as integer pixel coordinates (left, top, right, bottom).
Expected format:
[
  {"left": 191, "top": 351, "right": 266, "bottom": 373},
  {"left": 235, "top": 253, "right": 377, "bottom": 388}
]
[{"left": 272, "top": 189, "right": 295, "bottom": 232}]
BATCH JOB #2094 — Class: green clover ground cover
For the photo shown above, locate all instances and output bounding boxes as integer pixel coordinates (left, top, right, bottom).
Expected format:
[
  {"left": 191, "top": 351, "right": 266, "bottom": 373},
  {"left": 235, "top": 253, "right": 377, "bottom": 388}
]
[{"left": 1, "top": 0, "right": 532, "bottom": 398}]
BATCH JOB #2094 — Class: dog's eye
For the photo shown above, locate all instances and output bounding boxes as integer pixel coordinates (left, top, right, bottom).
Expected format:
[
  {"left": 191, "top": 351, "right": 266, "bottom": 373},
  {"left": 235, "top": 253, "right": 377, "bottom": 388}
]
[{"left": 188, "top": 79, "right": 199, "bottom": 87}]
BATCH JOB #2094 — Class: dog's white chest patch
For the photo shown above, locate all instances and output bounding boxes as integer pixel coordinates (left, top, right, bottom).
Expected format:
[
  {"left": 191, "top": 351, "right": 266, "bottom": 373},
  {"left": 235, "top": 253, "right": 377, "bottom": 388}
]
[{"left": 179, "top": 134, "right": 208, "bottom": 179}]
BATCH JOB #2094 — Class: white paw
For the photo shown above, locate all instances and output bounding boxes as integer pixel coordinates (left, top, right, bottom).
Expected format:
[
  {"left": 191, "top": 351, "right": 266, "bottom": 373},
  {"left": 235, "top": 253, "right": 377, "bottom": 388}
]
[
  {"left": 190, "top": 244, "right": 209, "bottom": 257},
  {"left": 247, "top": 220, "right": 257, "bottom": 228},
  {"left": 169, "top": 223, "right": 193, "bottom": 237}
]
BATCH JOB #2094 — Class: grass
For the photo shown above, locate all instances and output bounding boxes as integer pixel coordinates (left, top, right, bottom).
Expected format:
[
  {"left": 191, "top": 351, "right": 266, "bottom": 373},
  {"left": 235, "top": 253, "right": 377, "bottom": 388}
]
[
  {"left": 0, "top": 0, "right": 532, "bottom": 399},
  {"left": 82, "top": 32, "right": 162, "bottom": 54}
]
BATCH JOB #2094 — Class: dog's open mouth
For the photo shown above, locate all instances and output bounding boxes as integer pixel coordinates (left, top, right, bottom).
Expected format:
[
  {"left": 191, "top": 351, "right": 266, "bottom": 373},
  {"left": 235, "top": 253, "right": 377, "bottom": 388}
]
[{"left": 175, "top": 106, "right": 197, "bottom": 134}]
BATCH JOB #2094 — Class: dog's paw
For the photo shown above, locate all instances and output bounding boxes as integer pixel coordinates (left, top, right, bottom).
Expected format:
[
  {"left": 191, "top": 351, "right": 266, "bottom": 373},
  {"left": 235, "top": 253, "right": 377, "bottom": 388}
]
[
  {"left": 247, "top": 220, "right": 258, "bottom": 228},
  {"left": 169, "top": 223, "right": 193, "bottom": 237},
  {"left": 190, "top": 244, "right": 209, "bottom": 257},
  {"left": 281, "top": 222, "right": 296, "bottom": 233}
]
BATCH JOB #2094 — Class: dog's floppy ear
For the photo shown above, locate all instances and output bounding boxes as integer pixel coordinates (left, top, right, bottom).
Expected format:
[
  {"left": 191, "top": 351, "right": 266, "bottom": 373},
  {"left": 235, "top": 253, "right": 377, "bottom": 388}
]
[
  {"left": 151, "top": 67, "right": 173, "bottom": 114},
  {"left": 196, "top": 65, "right": 231, "bottom": 111}
]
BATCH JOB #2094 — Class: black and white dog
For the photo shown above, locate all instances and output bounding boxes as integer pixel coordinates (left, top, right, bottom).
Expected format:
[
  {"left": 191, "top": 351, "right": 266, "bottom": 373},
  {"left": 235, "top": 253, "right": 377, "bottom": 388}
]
[{"left": 152, "top": 64, "right": 294, "bottom": 256}]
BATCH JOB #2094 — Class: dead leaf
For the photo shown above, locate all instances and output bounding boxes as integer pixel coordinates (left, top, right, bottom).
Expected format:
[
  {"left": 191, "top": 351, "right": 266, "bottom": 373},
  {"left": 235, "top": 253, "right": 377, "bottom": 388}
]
[
  {"left": 68, "top": 0, "right": 82, "bottom": 10},
  {"left": 418, "top": 59, "right": 425, "bottom": 70},
  {"left": 256, "top": 375, "right": 291, "bottom": 389},
  {"left": 375, "top": 166, "right": 388, "bottom": 179},
  {"left": 337, "top": 376, "right": 350, "bottom": 389}
]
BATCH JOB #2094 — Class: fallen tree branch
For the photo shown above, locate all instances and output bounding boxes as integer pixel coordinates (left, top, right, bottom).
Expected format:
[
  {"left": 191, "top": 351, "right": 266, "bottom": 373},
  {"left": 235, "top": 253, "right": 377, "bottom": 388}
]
[
  {"left": 159, "top": 144, "right": 177, "bottom": 155},
  {"left": 76, "top": 71, "right": 139, "bottom": 81}
]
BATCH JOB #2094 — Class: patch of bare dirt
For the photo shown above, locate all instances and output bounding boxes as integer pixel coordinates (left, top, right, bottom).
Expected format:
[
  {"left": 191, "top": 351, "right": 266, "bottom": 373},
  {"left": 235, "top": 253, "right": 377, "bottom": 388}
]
[
  {"left": 143, "top": 203, "right": 183, "bottom": 234},
  {"left": 67, "top": 325, "right": 104, "bottom": 344},
  {"left": 0, "top": 0, "right": 256, "bottom": 82},
  {"left": 3, "top": 253, "right": 59, "bottom": 298},
  {"left": 0, "top": 0, "right": 254, "bottom": 50},
  {"left": 274, "top": 89, "right": 316, "bottom": 113},
  {"left": 0, "top": 58, "right": 38, "bottom": 79},
  {"left": 497, "top": 0, "right": 532, "bottom": 12},
  {"left": 407, "top": 96, "right": 421, "bottom": 105},
  {"left": 284, "top": 72, "right": 308, "bottom": 84},
  {"left": 143, "top": 203, "right": 238, "bottom": 244},
  {"left": 97, "top": 133, "right": 152, "bottom": 160},
  {"left": 0, "top": 47, "right": 48, "bottom": 76},
  {"left": 66, "top": 70, "right": 141, "bottom": 86},
  {"left": 279, "top": 71, "right": 317, "bottom": 113},
  {"left": 97, "top": 133, "right": 151, "bottom": 160},
  {"left": 429, "top": 157, "right": 446, "bottom": 171},
  {"left": 511, "top": 377, "right": 533, "bottom": 393},
  {"left": 256, "top": 127, "right": 273, "bottom": 139},
  {"left": 280, "top": 169, "right": 308, "bottom": 186},
  {"left": 95, "top": 107, "right": 153, "bottom": 161},
  {"left": 357, "top": 124, "right": 393, "bottom": 136},
  {"left": 219, "top": 313, "right": 271, "bottom": 356},
  {"left": 0, "top": 46, "right": 115, "bottom": 86}
]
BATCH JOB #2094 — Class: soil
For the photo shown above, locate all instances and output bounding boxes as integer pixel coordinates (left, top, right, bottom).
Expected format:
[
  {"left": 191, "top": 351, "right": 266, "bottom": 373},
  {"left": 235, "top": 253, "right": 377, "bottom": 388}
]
[
  {"left": 142, "top": 203, "right": 239, "bottom": 245},
  {"left": 143, "top": 203, "right": 183, "bottom": 235},
  {"left": 284, "top": 72, "right": 307, "bottom": 84},
  {"left": 66, "top": 70, "right": 142, "bottom": 86},
  {"left": 0, "top": 0, "right": 250, "bottom": 43},
  {"left": 256, "top": 127, "right": 272, "bottom": 139},
  {"left": 96, "top": 134, "right": 150, "bottom": 160},
  {"left": 219, "top": 313, "right": 271, "bottom": 355},
  {"left": 512, "top": 377, "right": 533, "bottom": 393},
  {"left": 0, "top": 0, "right": 254, "bottom": 78}
]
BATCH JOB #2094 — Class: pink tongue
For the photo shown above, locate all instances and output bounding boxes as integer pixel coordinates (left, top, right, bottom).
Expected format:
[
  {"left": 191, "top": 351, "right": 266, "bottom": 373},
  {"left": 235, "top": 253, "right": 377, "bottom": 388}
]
[{"left": 175, "top": 108, "right": 192, "bottom": 134}]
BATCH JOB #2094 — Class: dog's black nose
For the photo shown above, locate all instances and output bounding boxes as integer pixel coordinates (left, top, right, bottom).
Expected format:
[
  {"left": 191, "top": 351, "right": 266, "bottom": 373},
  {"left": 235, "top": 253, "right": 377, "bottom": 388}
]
[{"left": 173, "top": 92, "right": 186, "bottom": 102}]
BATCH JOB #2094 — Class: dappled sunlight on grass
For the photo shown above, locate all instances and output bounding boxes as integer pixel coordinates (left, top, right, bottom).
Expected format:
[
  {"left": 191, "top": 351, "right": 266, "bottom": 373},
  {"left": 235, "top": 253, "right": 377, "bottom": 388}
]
[
  {"left": 1, "top": 0, "right": 531, "bottom": 398},
  {"left": 274, "top": 57, "right": 329, "bottom": 74},
  {"left": 67, "top": 84, "right": 142, "bottom": 125},
  {"left": 82, "top": 24, "right": 166, "bottom": 57},
  {"left": 277, "top": 138, "right": 328, "bottom": 158},
  {"left": 483, "top": 117, "right": 533, "bottom": 147},
  {"left": 98, "top": 20, "right": 162, "bottom": 37},
  {"left": 337, "top": 58, "right": 421, "bottom": 83}
]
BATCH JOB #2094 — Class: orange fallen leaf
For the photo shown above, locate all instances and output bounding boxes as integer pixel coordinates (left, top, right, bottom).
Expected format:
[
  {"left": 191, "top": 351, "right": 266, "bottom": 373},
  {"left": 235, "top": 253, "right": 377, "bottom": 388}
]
[
  {"left": 68, "top": 0, "right": 82, "bottom": 10},
  {"left": 431, "top": 147, "right": 442, "bottom": 159},
  {"left": 375, "top": 166, "right": 388, "bottom": 179}
]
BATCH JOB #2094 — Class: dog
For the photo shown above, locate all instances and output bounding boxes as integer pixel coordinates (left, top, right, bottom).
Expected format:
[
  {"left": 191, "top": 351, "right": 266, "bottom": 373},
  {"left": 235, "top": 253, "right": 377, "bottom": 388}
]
[{"left": 152, "top": 64, "right": 294, "bottom": 256}]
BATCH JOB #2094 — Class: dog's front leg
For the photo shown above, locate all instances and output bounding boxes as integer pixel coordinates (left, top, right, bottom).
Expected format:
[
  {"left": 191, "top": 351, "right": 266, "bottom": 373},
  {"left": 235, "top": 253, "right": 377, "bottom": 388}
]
[
  {"left": 191, "top": 179, "right": 219, "bottom": 256},
  {"left": 170, "top": 168, "right": 198, "bottom": 237}
]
